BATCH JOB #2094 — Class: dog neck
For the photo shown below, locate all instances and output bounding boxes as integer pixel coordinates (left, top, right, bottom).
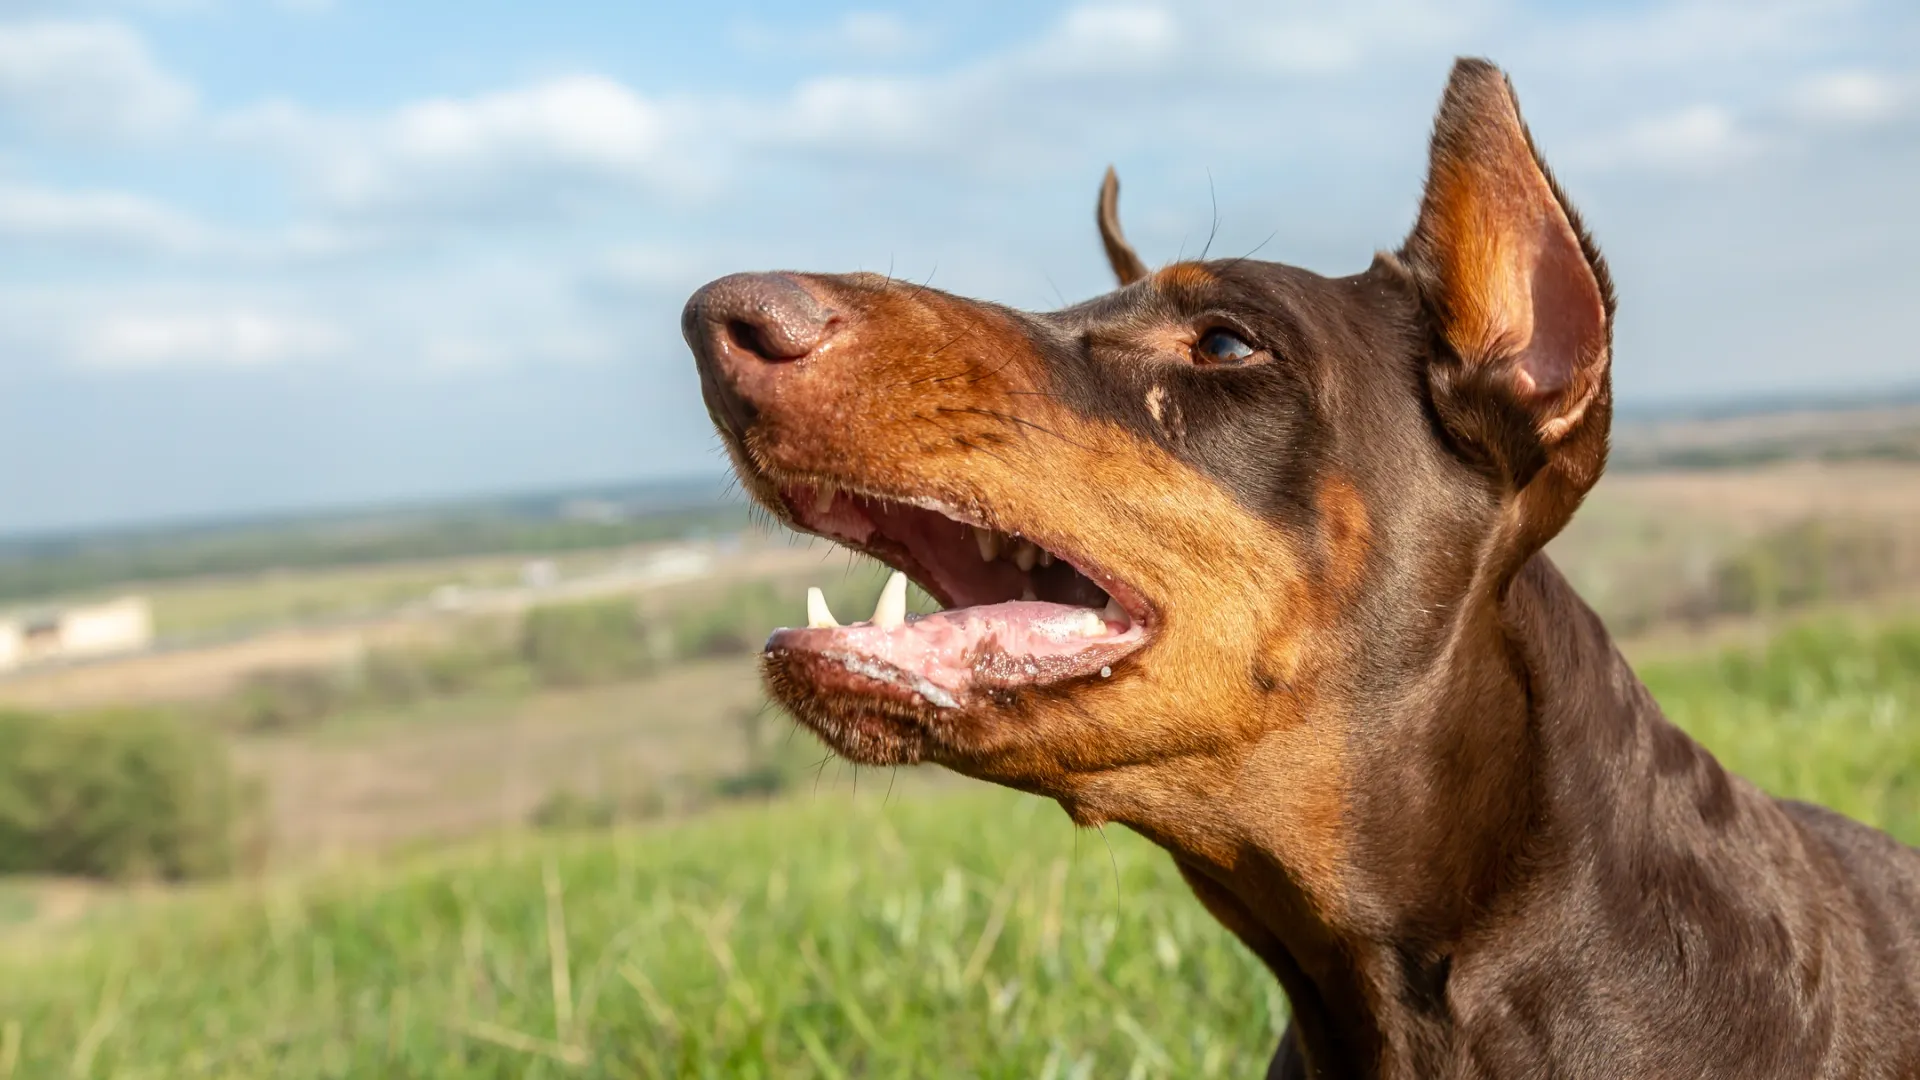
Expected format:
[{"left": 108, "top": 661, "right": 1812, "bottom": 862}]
[{"left": 1136, "top": 551, "right": 1675, "bottom": 1076}]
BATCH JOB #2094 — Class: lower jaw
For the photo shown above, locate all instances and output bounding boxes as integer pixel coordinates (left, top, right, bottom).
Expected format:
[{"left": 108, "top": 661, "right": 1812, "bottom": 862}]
[
  {"left": 765, "top": 629, "right": 1138, "bottom": 712},
  {"left": 763, "top": 595, "right": 1147, "bottom": 715},
  {"left": 761, "top": 650, "right": 938, "bottom": 766}
]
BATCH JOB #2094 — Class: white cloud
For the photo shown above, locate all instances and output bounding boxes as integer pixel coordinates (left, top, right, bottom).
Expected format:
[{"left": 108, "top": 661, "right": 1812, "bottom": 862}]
[
  {"left": 0, "top": 19, "right": 195, "bottom": 140},
  {"left": 227, "top": 75, "right": 685, "bottom": 213},
  {"left": 1537, "top": 0, "right": 1868, "bottom": 73},
  {"left": 0, "top": 181, "right": 386, "bottom": 262},
  {"left": 1788, "top": 70, "right": 1912, "bottom": 126},
  {"left": 0, "top": 182, "right": 211, "bottom": 251},
  {"left": 77, "top": 310, "right": 346, "bottom": 369},
  {"left": 1044, "top": 4, "right": 1180, "bottom": 71},
  {"left": 592, "top": 246, "right": 710, "bottom": 292},
  {"left": 1572, "top": 104, "right": 1772, "bottom": 174}
]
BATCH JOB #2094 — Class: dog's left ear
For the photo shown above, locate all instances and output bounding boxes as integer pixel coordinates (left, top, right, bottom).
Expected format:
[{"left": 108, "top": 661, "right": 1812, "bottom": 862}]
[
  {"left": 1402, "top": 58, "right": 1614, "bottom": 496},
  {"left": 1097, "top": 166, "right": 1150, "bottom": 286}
]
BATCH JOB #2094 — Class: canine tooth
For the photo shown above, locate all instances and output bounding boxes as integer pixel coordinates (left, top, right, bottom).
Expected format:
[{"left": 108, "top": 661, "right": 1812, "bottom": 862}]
[
  {"left": 1021, "top": 584, "right": 1037, "bottom": 602},
  {"left": 1103, "top": 596, "right": 1128, "bottom": 627},
  {"left": 973, "top": 526, "right": 1001, "bottom": 562},
  {"left": 1012, "top": 541, "right": 1038, "bottom": 572},
  {"left": 1037, "top": 550, "right": 1054, "bottom": 568},
  {"left": 807, "top": 587, "right": 839, "bottom": 629},
  {"left": 872, "top": 571, "right": 908, "bottom": 629},
  {"left": 813, "top": 483, "right": 838, "bottom": 515}
]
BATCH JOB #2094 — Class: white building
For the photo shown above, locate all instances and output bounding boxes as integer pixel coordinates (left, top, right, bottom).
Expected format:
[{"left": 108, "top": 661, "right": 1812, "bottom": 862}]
[{"left": 0, "top": 596, "right": 153, "bottom": 672}]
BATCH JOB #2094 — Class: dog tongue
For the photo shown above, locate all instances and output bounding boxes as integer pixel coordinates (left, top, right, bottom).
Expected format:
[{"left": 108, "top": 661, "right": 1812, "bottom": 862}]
[{"left": 766, "top": 573, "right": 1137, "bottom": 707}]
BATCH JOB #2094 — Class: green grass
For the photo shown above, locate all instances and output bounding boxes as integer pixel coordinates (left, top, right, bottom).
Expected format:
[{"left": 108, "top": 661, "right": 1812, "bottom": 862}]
[
  {"left": 2, "top": 615, "right": 1918, "bottom": 1078},
  {"left": 1640, "top": 616, "right": 1920, "bottom": 841},
  {"left": 0, "top": 793, "right": 1280, "bottom": 1078}
]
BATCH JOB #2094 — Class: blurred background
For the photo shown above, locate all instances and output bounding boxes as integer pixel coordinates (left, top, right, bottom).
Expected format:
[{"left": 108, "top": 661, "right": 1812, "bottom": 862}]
[{"left": 0, "top": 1, "right": 1916, "bottom": 1075}]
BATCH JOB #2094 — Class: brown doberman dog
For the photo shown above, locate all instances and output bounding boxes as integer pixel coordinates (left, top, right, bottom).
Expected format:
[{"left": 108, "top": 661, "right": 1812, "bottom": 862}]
[{"left": 684, "top": 58, "right": 1920, "bottom": 1078}]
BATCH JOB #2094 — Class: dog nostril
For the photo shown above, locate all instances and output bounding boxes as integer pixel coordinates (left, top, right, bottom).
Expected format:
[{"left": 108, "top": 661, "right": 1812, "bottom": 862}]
[
  {"left": 687, "top": 272, "right": 839, "bottom": 367},
  {"left": 726, "top": 319, "right": 779, "bottom": 362}
]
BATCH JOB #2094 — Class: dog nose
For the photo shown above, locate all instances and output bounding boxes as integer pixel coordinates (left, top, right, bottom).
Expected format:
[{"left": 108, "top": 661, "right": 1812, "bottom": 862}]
[
  {"left": 685, "top": 272, "right": 843, "bottom": 439},
  {"left": 683, "top": 272, "right": 839, "bottom": 366}
]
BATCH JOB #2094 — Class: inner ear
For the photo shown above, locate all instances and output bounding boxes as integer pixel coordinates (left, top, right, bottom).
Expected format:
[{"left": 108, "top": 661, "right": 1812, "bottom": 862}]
[{"left": 1401, "top": 58, "right": 1613, "bottom": 447}]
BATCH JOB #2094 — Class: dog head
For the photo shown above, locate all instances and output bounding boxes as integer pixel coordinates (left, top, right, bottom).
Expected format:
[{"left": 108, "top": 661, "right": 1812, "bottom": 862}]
[{"left": 684, "top": 58, "right": 1612, "bottom": 897}]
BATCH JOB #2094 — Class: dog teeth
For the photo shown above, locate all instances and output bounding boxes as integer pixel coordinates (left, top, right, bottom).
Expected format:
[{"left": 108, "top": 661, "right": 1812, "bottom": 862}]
[
  {"left": 973, "top": 526, "right": 1001, "bottom": 562},
  {"left": 1037, "top": 550, "right": 1054, "bottom": 568},
  {"left": 807, "top": 587, "right": 839, "bottom": 629},
  {"left": 1077, "top": 611, "right": 1106, "bottom": 636},
  {"left": 1103, "top": 595, "right": 1128, "bottom": 627},
  {"left": 813, "top": 483, "right": 838, "bottom": 515},
  {"left": 1021, "top": 584, "right": 1037, "bottom": 602},
  {"left": 1011, "top": 540, "right": 1039, "bottom": 573},
  {"left": 872, "top": 571, "right": 908, "bottom": 629}
]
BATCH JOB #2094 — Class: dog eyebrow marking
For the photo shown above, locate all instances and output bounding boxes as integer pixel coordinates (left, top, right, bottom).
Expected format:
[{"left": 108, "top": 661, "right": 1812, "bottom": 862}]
[{"left": 1154, "top": 262, "right": 1214, "bottom": 296}]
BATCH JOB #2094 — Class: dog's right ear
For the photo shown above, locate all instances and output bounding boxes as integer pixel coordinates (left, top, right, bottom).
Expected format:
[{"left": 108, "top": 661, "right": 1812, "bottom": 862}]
[
  {"left": 1401, "top": 58, "right": 1614, "bottom": 500},
  {"left": 1097, "top": 166, "right": 1149, "bottom": 286}
]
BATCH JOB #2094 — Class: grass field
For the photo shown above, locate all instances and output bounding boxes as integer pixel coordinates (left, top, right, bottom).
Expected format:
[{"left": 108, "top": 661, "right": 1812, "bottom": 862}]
[{"left": 1, "top": 612, "right": 1916, "bottom": 1077}]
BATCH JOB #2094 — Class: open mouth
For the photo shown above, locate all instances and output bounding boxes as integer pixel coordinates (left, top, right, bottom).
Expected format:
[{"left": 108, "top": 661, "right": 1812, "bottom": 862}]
[{"left": 764, "top": 481, "right": 1153, "bottom": 709}]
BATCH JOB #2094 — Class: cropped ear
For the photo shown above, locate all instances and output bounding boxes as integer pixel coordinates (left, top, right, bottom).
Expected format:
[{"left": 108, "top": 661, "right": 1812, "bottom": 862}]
[
  {"left": 1401, "top": 58, "right": 1614, "bottom": 494},
  {"left": 1097, "top": 166, "right": 1150, "bottom": 286}
]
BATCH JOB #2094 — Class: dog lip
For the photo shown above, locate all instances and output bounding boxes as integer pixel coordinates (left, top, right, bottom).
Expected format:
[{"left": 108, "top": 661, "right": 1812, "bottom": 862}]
[{"left": 767, "top": 601, "right": 1147, "bottom": 709}]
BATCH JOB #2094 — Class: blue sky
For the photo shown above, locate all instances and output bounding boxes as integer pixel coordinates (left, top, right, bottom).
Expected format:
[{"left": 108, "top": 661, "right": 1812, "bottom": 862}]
[{"left": 0, "top": 0, "right": 1916, "bottom": 535}]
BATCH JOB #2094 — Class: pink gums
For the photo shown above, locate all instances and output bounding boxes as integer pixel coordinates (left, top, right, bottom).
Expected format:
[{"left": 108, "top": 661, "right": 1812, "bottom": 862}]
[{"left": 767, "top": 600, "right": 1143, "bottom": 708}]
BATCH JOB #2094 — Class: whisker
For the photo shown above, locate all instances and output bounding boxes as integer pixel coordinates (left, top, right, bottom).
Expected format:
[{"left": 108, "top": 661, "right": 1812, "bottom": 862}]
[
  {"left": 1200, "top": 169, "right": 1220, "bottom": 261},
  {"left": 1219, "top": 230, "right": 1279, "bottom": 271},
  {"left": 935, "top": 406, "right": 1090, "bottom": 450}
]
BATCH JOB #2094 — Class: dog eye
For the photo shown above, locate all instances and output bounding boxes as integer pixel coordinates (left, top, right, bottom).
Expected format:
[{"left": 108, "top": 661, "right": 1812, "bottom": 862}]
[{"left": 1193, "top": 328, "right": 1258, "bottom": 366}]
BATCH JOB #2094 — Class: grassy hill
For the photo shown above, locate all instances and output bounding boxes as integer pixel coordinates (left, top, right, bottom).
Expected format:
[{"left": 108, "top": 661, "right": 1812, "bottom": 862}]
[{"left": 2, "top": 615, "right": 1917, "bottom": 1078}]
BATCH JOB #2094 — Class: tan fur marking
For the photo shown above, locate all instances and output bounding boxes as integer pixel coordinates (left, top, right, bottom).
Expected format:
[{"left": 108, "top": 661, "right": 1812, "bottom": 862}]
[
  {"left": 1316, "top": 474, "right": 1372, "bottom": 598},
  {"left": 1154, "top": 261, "right": 1215, "bottom": 299}
]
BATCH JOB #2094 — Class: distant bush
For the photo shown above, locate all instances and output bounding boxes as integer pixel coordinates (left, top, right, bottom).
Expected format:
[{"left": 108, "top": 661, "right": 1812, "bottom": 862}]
[
  {"left": 1704, "top": 519, "right": 1905, "bottom": 617},
  {"left": 226, "top": 667, "right": 347, "bottom": 732},
  {"left": 360, "top": 630, "right": 519, "bottom": 704},
  {"left": 520, "top": 597, "right": 656, "bottom": 686},
  {"left": 0, "top": 708, "right": 249, "bottom": 880},
  {"left": 528, "top": 786, "right": 666, "bottom": 831}
]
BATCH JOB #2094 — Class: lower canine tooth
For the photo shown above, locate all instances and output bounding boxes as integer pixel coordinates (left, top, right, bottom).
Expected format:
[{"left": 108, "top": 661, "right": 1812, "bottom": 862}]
[
  {"left": 1012, "top": 541, "right": 1038, "bottom": 572},
  {"left": 807, "top": 587, "right": 839, "bottom": 628},
  {"left": 872, "top": 571, "right": 908, "bottom": 629},
  {"left": 973, "top": 527, "right": 1001, "bottom": 562},
  {"left": 1103, "top": 596, "right": 1128, "bottom": 627},
  {"left": 813, "top": 483, "right": 838, "bottom": 515}
]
